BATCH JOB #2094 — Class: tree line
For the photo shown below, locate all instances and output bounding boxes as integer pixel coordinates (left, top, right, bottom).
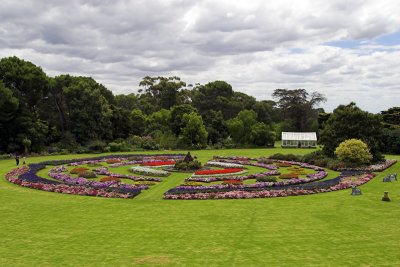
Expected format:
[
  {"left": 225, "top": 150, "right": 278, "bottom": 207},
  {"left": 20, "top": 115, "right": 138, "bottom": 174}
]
[{"left": 0, "top": 56, "right": 399, "bottom": 158}]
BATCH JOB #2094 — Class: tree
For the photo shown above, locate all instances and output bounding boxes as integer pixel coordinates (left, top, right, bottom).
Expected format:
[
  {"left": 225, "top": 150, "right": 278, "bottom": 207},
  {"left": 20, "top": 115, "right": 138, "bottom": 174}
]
[
  {"left": 202, "top": 110, "right": 228, "bottom": 145},
  {"left": 272, "top": 89, "right": 326, "bottom": 131},
  {"left": 381, "top": 107, "right": 400, "bottom": 129},
  {"left": 252, "top": 100, "right": 275, "bottom": 125},
  {"left": 335, "top": 139, "right": 372, "bottom": 165},
  {"left": 22, "top": 138, "right": 31, "bottom": 154},
  {"left": 139, "top": 76, "right": 186, "bottom": 110},
  {"left": 0, "top": 81, "right": 19, "bottom": 122},
  {"left": 130, "top": 109, "right": 147, "bottom": 136},
  {"left": 170, "top": 104, "right": 197, "bottom": 136},
  {"left": 249, "top": 122, "right": 275, "bottom": 147},
  {"left": 382, "top": 128, "right": 400, "bottom": 154},
  {"left": 227, "top": 110, "right": 258, "bottom": 145},
  {"left": 191, "top": 81, "right": 254, "bottom": 120},
  {"left": 319, "top": 103, "right": 384, "bottom": 161},
  {"left": 0, "top": 56, "right": 48, "bottom": 110},
  {"left": 179, "top": 112, "right": 208, "bottom": 148},
  {"left": 62, "top": 77, "right": 113, "bottom": 143}
]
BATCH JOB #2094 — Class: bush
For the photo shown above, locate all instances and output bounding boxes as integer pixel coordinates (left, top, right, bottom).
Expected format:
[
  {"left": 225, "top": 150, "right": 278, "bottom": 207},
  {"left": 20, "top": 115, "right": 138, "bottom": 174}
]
[
  {"left": 86, "top": 140, "right": 107, "bottom": 153},
  {"left": 326, "top": 159, "right": 347, "bottom": 171},
  {"left": 174, "top": 160, "right": 202, "bottom": 171},
  {"left": 335, "top": 139, "right": 373, "bottom": 166},
  {"left": 141, "top": 137, "right": 160, "bottom": 150},
  {"left": 269, "top": 153, "right": 301, "bottom": 161}
]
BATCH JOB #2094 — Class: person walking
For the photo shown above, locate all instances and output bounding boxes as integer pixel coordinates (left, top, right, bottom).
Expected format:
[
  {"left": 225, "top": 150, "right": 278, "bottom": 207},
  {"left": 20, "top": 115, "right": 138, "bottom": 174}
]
[
  {"left": 23, "top": 156, "right": 26, "bottom": 165},
  {"left": 15, "top": 155, "right": 20, "bottom": 166}
]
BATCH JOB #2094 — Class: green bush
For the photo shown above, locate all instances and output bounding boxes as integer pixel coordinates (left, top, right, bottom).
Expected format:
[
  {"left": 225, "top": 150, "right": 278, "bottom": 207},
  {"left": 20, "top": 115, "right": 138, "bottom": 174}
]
[
  {"left": 174, "top": 160, "right": 202, "bottom": 170},
  {"left": 268, "top": 153, "right": 301, "bottom": 161},
  {"left": 86, "top": 140, "right": 107, "bottom": 153},
  {"left": 334, "top": 139, "right": 373, "bottom": 166}
]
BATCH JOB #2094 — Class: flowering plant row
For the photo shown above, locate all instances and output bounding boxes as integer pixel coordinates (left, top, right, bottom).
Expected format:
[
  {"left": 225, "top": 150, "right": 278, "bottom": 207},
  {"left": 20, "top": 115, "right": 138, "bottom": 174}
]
[
  {"left": 206, "top": 161, "right": 244, "bottom": 168},
  {"left": 186, "top": 170, "right": 280, "bottom": 182},
  {"left": 5, "top": 166, "right": 139, "bottom": 198},
  {"left": 129, "top": 166, "right": 170, "bottom": 177},
  {"left": 49, "top": 167, "right": 149, "bottom": 190},
  {"left": 212, "top": 156, "right": 324, "bottom": 171},
  {"left": 94, "top": 166, "right": 162, "bottom": 181},
  {"left": 164, "top": 173, "right": 375, "bottom": 200},
  {"left": 174, "top": 170, "right": 327, "bottom": 191},
  {"left": 211, "top": 158, "right": 277, "bottom": 170},
  {"left": 338, "top": 159, "right": 397, "bottom": 172},
  {"left": 193, "top": 168, "right": 245, "bottom": 176},
  {"left": 142, "top": 161, "right": 176, "bottom": 166}
]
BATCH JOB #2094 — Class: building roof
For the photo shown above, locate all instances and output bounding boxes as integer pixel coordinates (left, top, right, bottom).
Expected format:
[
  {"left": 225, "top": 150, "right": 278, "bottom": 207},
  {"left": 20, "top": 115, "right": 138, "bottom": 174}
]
[{"left": 281, "top": 132, "right": 317, "bottom": 141}]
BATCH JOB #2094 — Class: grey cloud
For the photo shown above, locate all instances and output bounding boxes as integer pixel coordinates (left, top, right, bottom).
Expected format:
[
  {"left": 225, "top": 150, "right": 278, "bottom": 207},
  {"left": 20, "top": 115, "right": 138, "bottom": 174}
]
[{"left": 1, "top": 0, "right": 400, "bottom": 113}]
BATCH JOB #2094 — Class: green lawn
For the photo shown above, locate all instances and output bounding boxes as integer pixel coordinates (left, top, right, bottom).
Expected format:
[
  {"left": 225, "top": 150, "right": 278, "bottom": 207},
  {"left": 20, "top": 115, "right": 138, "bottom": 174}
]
[{"left": 1, "top": 148, "right": 399, "bottom": 266}]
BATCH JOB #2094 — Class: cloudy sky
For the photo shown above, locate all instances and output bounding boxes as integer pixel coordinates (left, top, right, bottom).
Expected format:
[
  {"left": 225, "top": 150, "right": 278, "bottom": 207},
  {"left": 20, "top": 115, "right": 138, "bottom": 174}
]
[{"left": 1, "top": 0, "right": 400, "bottom": 112}]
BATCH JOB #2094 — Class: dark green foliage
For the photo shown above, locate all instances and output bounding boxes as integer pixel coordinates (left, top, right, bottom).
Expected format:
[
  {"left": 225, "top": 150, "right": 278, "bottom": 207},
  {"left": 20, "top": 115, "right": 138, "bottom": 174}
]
[
  {"left": 174, "top": 160, "right": 202, "bottom": 170},
  {"left": 179, "top": 112, "right": 208, "bottom": 149},
  {"left": 227, "top": 110, "right": 275, "bottom": 146},
  {"left": 268, "top": 153, "right": 302, "bottom": 161},
  {"left": 319, "top": 103, "right": 384, "bottom": 161},
  {"left": 202, "top": 110, "right": 228, "bottom": 145},
  {"left": 86, "top": 140, "right": 107, "bottom": 153},
  {"left": 170, "top": 104, "right": 198, "bottom": 136},
  {"left": 381, "top": 107, "right": 400, "bottom": 129},
  {"left": 256, "top": 176, "right": 277, "bottom": 182},
  {"left": 382, "top": 128, "right": 400, "bottom": 154},
  {"left": 273, "top": 89, "right": 326, "bottom": 131}
]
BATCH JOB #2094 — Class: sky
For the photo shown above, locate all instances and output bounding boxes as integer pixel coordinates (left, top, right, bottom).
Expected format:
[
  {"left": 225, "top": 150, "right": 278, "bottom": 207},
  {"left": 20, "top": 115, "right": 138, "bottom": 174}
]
[{"left": 0, "top": 0, "right": 400, "bottom": 113}]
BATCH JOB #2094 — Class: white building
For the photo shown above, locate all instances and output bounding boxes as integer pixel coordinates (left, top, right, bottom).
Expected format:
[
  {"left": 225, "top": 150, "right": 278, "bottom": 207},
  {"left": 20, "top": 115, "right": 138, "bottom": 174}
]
[{"left": 281, "top": 132, "right": 317, "bottom": 148}]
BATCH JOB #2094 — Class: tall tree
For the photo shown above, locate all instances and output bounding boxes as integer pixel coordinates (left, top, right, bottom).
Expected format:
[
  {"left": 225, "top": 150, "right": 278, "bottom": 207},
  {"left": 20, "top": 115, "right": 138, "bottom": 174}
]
[
  {"left": 170, "top": 104, "right": 198, "bottom": 136},
  {"left": 272, "top": 89, "right": 326, "bottom": 131},
  {"left": 139, "top": 76, "right": 186, "bottom": 110},
  {"left": 319, "top": 102, "right": 384, "bottom": 161},
  {"left": 179, "top": 112, "right": 208, "bottom": 148}
]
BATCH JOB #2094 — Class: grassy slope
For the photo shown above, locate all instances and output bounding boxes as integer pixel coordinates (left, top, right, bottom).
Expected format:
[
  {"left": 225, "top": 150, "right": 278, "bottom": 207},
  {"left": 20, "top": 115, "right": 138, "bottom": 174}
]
[{"left": 0, "top": 148, "right": 399, "bottom": 266}]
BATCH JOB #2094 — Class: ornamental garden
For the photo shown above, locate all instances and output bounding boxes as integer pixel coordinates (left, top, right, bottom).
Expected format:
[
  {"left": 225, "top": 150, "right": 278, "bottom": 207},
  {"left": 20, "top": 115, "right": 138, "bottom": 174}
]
[{"left": 6, "top": 152, "right": 396, "bottom": 200}]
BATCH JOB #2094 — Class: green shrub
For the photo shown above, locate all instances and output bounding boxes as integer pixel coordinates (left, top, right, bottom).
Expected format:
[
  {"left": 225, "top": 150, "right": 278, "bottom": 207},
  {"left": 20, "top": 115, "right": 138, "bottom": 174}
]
[
  {"left": 334, "top": 139, "right": 373, "bottom": 166},
  {"left": 256, "top": 176, "right": 277, "bottom": 182},
  {"left": 86, "top": 140, "right": 107, "bottom": 153},
  {"left": 269, "top": 153, "right": 301, "bottom": 161},
  {"left": 174, "top": 160, "right": 202, "bottom": 170}
]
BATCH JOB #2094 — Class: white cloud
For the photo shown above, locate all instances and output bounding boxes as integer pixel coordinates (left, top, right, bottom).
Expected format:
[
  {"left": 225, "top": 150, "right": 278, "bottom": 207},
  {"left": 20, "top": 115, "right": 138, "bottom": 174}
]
[{"left": 0, "top": 0, "right": 400, "bottom": 112}]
